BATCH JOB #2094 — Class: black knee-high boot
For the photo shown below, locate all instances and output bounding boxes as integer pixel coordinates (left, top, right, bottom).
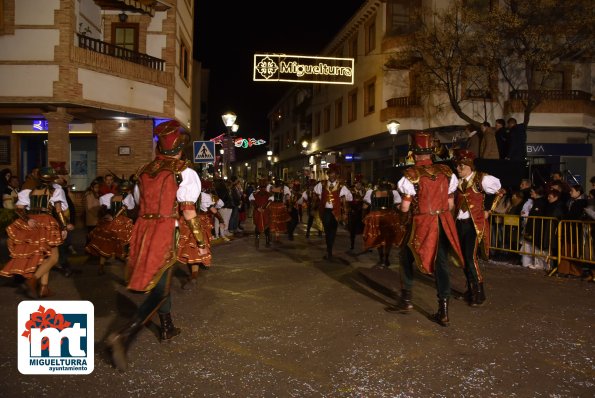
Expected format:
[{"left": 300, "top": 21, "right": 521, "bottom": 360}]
[{"left": 158, "top": 312, "right": 181, "bottom": 341}]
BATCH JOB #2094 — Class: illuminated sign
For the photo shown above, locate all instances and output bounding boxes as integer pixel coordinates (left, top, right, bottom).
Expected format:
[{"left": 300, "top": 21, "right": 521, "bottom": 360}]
[
  {"left": 210, "top": 134, "right": 266, "bottom": 148},
  {"left": 253, "top": 54, "right": 354, "bottom": 85},
  {"left": 33, "top": 120, "right": 49, "bottom": 131}
]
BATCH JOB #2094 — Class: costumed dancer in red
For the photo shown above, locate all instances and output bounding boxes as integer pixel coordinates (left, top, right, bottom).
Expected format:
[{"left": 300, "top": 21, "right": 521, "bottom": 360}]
[
  {"left": 85, "top": 180, "right": 135, "bottom": 275},
  {"left": 313, "top": 163, "right": 352, "bottom": 260},
  {"left": 0, "top": 167, "right": 68, "bottom": 298},
  {"left": 287, "top": 181, "right": 301, "bottom": 241},
  {"left": 393, "top": 132, "right": 464, "bottom": 326},
  {"left": 268, "top": 178, "right": 291, "bottom": 242},
  {"left": 106, "top": 120, "right": 204, "bottom": 370},
  {"left": 362, "top": 177, "right": 402, "bottom": 267},
  {"left": 177, "top": 178, "right": 224, "bottom": 287},
  {"left": 250, "top": 178, "right": 273, "bottom": 248},
  {"left": 453, "top": 149, "right": 502, "bottom": 306},
  {"left": 299, "top": 178, "right": 323, "bottom": 239}
]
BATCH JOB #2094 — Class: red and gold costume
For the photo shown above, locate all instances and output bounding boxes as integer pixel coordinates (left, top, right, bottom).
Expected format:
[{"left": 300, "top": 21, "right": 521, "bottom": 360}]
[
  {"left": 401, "top": 162, "right": 464, "bottom": 274},
  {"left": 251, "top": 181, "right": 272, "bottom": 233},
  {"left": 177, "top": 183, "right": 217, "bottom": 268},
  {"left": 85, "top": 189, "right": 134, "bottom": 261},
  {"left": 268, "top": 184, "right": 290, "bottom": 234},
  {"left": 1, "top": 184, "right": 66, "bottom": 278},
  {"left": 362, "top": 188, "right": 402, "bottom": 251}
]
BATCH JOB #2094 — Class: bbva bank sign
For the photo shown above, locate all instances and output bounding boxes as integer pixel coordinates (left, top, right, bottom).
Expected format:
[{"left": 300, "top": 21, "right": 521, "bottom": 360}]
[{"left": 254, "top": 54, "right": 354, "bottom": 85}]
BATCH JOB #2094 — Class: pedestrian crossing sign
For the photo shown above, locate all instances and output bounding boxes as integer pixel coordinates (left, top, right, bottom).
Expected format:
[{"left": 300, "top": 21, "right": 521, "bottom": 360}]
[{"left": 193, "top": 141, "right": 216, "bottom": 163}]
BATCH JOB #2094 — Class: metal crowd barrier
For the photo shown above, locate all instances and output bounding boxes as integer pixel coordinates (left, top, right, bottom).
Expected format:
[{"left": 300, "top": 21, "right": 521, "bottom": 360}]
[{"left": 488, "top": 215, "right": 595, "bottom": 276}]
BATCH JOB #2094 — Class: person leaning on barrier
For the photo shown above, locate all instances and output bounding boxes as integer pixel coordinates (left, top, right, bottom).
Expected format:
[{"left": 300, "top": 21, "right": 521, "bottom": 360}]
[{"left": 453, "top": 149, "right": 503, "bottom": 306}]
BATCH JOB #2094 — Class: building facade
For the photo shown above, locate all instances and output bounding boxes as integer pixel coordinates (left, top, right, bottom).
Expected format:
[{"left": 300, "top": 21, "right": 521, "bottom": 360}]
[
  {"left": 266, "top": 0, "right": 594, "bottom": 187},
  {"left": 0, "top": 0, "right": 194, "bottom": 191}
]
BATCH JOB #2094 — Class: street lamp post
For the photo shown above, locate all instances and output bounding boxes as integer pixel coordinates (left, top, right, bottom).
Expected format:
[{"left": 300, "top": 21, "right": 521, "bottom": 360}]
[
  {"left": 221, "top": 111, "right": 237, "bottom": 178},
  {"left": 387, "top": 120, "right": 400, "bottom": 167}
]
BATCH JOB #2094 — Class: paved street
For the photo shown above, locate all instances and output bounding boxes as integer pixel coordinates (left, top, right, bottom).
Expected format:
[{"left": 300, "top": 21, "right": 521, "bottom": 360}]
[{"left": 0, "top": 219, "right": 594, "bottom": 397}]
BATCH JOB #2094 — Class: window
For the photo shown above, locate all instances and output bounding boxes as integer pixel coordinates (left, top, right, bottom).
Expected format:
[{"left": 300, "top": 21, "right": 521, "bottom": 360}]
[
  {"left": 323, "top": 106, "right": 331, "bottom": 133},
  {"left": 0, "top": 136, "right": 10, "bottom": 164},
  {"left": 533, "top": 70, "right": 565, "bottom": 91},
  {"left": 348, "top": 88, "right": 358, "bottom": 123},
  {"left": 313, "top": 112, "right": 321, "bottom": 137},
  {"left": 348, "top": 34, "right": 358, "bottom": 62},
  {"left": 112, "top": 23, "right": 138, "bottom": 51},
  {"left": 386, "top": 0, "right": 420, "bottom": 36},
  {"left": 334, "top": 97, "right": 343, "bottom": 128},
  {"left": 365, "top": 18, "right": 376, "bottom": 54},
  {"left": 364, "top": 78, "right": 376, "bottom": 115},
  {"left": 179, "top": 36, "right": 190, "bottom": 85},
  {"left": 463, "top": 65, "right": 496, "bottom": 99},
  {"left": 464, "top": 0, "right": 495, "bottom": 12}
]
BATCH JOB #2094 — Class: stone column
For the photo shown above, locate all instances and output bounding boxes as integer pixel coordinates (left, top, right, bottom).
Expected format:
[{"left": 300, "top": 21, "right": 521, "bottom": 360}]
[{"left": 43, "top": 107, "right": 73, "bottom": 167}]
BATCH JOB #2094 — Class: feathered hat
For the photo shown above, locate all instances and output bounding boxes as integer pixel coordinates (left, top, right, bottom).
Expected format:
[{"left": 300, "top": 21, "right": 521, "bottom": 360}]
[{"left": 154, "top": 120, "right": 190, "bottom": 156}]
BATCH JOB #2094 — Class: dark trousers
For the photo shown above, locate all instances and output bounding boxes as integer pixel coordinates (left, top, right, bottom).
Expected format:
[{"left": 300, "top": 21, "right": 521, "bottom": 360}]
[
  {"left": 287, "top": 208, "right": 299, "bottom": 239},
  {"left": 137, "top": 267, "right": 173, "bottom": 321},
  {"left": 457, "top": 219, "right": 483, "bottom": 286},
  {"left": 322, "top": 209, "right": 338, "bottom": 256},
  {"left": 58, "top": 231, "right": 73, "bottom": 267},
  {"left": 400, "top": 221, "right": 451, "bottom": 299}
]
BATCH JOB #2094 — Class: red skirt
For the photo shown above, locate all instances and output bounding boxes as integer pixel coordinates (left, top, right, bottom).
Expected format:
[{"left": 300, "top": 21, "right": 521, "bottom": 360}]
[
  {"left": 177, "top": 214, "right": 213, "bottom": 266},
  {"left": 363, "top": 210, "right": 401, "bottom": 249},
  {"left": 269, "top": 202, "right": 290, "bottom": 233},
  {"left": 1, "top": 214, "right": 63, "bottom": 278},
  {"left": 253, "top": 207, "right": 271, "bottom": 232},
  {"left": 85, "top": 215, "right": 133, "bottom": 259}
]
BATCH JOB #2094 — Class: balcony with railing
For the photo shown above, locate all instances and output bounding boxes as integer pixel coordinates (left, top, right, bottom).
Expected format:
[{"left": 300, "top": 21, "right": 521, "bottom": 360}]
[
  {"left": 506, "top": 90, "right": 594, "bottom": 115},
  {"left": 381, "top": 96, "right": 423, "bottom": 121},
  {"left": 71, "top": 33, "right": 172, "bottom": 86},
  {"left": 77, "top": 33, "right": 164, "bottom": 71}
]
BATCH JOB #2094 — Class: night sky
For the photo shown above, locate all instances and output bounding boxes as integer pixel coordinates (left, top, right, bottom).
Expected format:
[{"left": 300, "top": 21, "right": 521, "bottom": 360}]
[{"left": 194, "top": 0, "right": 366, "bottom": 147}]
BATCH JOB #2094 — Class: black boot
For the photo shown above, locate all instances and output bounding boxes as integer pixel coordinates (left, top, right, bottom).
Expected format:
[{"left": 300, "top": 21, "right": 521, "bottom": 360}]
[
  {"left": 471, "top": 283, "right": 486, "bottom": 306},
  {"left": 255, "top": 233, "right": 260, "bottom": 249},
  {"left": 431, "top": 298, "right": 449, "bottom": 327},
  {"left": 393, "top": 289, "right": 413, "bottom": 313},
  {"left": 384, "top": 248, "right": 391, "bottom": 268},
  {"left": 265, "top": 230, "right": 271, "bottom": 247},
  {"left": 158, "top": 313, "right": 181, "bottom": 342},
  {"left": 105, "top": 318, "right": 145, "bottom": 371}
]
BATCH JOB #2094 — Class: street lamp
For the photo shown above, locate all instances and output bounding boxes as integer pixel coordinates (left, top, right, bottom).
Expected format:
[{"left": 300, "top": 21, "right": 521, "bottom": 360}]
[
  {"left": 221, "top": 111, "right": 237, "bottom": 178},
  {"left": 387, "top": 120, "right": 400, "bottom": 167}
]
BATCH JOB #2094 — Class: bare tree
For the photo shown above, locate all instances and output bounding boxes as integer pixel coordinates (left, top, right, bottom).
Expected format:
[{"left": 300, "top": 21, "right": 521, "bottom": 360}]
[{"left": 386, "top": 0, "right": 594, "bottom": 128}]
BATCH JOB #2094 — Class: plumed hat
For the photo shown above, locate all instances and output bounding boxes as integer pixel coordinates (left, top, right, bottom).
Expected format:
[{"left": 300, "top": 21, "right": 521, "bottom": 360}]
[
  {"left": 454, "top": 149, "right": 476, "bottom": 169},
  {"left": 154, "top": 120, "right": 190, "bottom": 156},
  {"left": 49, "top": 161, "right": 68, "bottom": 175},
  {"left": 410, "top": 131, "right": 434, "bottom": 155},
  {"left": 39, "top": 166, "right": 58, "bottom": 183}
]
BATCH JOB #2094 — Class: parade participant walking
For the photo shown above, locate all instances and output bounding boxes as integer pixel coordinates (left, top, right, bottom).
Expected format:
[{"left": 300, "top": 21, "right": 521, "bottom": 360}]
[
  {"left": 300, "top": 179, "right": 323, "bottom": 239},
  {"left": 287, "top": 181, "right": 301, "bottom": 241},
  {"left": 0, "top": 167, "right": 68, "bottom": 298},
  {"left": 347, "top": 175, "right": 366, "bottom": 252},
  {"left": 313, "top": 164, "right": 352, "bottom": 260},
  {"left": 85, "top": 180, "right": 135, "bottom": 275},
  {"left": 106, "top": 120, "right": 203, "bottom": 371},
  {"left": 268, "top": 179, "right": 291, "bottom": 243},
  {"left": 453, "top": 149, "right": 502, "bottom": 306},
  {"left": 177, "top": 178, "right": 223, "bottom": 287},
  {"left": 394, "top": 132, "right": 463, "bottom": 326},
  {"left": 250, "top": 178, "right": 273, "bottom": 248},
  {"left": 362, "top": 177, "right": 402, "bottom": 267}
]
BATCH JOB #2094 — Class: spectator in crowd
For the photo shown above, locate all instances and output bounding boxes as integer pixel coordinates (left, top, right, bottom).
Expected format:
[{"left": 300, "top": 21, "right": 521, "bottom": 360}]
[
  {"left": 214, "top": 178, "right": 233, "bottom": 238},
  {"left": 2, "top": 175, "right": 20, "bottom": 209},
  {"left": 494, "top": 119, "right": 509, "bottom": 160},
  {"left": 519, "top": 178, "right": 532, "bottom": 203},
  {"left": 84, "top": 180, "right": 101, "bottom": 238},
  {"left": 590, "top": 176, "right": 595, "bottom": 189},
  {"left": 521, "top": 186, "right": 548, "bottom": 270},
  {"left": 479, "top": 121, "right": 499, "bottom": 159},
  {"left": 464, "top": 124, "right": 481, "bottom": 155},
  {"left": 0, "top": 168, "right": 12, "bottom": 207},
  {"left": 558, "top": 185, "right": 589, "bottom": 278},
  {"left": 245, "top": 181, "right": 255, "bottom": 218},
  {"left": 584, "top": 189, "right": 595, "bottom": 220},
  {"left": 21, "top": 167, "right": 40, "bottom": 190},
  {"left": 99, "top": 173, "right": 118, "bottom": 196},
  {"left": 506, "top": 118, "right": 527, "bottom": 161}
]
